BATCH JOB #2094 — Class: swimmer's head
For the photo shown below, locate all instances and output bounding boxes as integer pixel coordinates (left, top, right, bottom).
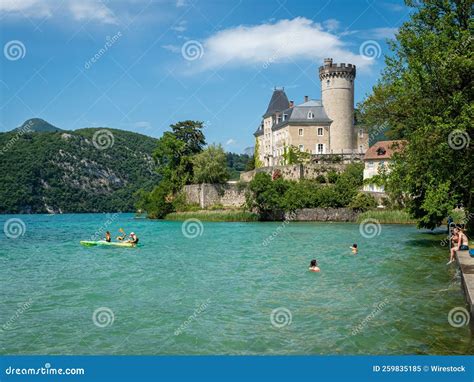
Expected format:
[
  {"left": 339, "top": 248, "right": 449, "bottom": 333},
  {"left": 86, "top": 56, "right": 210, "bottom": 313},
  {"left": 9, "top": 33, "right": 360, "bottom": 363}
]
[
  {"left": 310, "top": 259, "right": 317, "bottom": 267},
  {"left": 352, "top": 243, "right": 357, "bottom": 249}
]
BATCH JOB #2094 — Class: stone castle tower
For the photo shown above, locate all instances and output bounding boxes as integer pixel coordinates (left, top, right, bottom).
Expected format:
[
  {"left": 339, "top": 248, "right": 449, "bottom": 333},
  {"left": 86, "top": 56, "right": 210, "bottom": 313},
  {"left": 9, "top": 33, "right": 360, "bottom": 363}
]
[{"left": 319, "top": 58, "right": 356, "bottom": 154}]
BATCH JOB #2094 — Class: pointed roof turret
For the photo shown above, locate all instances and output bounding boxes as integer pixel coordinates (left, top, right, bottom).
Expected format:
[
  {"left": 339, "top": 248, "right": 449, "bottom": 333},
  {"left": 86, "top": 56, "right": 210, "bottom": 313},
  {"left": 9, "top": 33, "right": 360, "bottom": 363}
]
[{"left": 263, "top": 88, "right": 290, "bottom": 118}]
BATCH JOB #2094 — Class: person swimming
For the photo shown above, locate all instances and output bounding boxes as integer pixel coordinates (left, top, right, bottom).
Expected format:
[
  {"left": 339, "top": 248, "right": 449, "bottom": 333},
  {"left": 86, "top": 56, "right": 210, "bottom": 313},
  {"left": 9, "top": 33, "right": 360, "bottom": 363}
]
[
  {"left": 350, "top": 243, "right": 358, "bottom": 254},
  {"left": 309, "top": 259, "right": 320, "bottom": 272},
  {"left": 104, "top": 231, "right": 111, "bottom": 243}
]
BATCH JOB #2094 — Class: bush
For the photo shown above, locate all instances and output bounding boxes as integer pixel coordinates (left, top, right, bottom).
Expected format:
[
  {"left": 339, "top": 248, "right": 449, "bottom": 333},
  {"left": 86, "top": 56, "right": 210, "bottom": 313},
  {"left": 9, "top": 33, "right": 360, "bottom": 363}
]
[
  {"left": 315, "top": 174, "right": 326, "bottom": 183},
  {"left": 327, "top": 170, "right": 339, "bottom": 184},
  {"left": 349, "top": 193, "right": 378, "bottom": 211}
]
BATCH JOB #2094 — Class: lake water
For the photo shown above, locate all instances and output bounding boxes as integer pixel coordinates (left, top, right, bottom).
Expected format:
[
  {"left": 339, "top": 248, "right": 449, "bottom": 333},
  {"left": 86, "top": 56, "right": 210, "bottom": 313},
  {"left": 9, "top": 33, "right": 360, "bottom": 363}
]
[{"left": 1, "top": 213, "right": 472, "bottom": 355}]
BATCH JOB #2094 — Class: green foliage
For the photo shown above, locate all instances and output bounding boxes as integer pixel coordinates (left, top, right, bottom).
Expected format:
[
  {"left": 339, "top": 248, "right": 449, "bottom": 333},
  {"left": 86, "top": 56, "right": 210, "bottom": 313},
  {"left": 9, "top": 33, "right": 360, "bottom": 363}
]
[
  {"left": 246, "top": 164, "right": 364, "bottom": 217},
  {"left": 0, "top": 127, "right": 159, "bottom": 213},
  {"left": 360, "top": 0, "right": 473, "bottom": 231},
  {"left": 349, "top": 193, "right": 378, "bottom": 212},
  {"left": 193, "top": 144, "right": 230, "bottom": 184},
  {"left": 141, "top": 180, "right": 175, "bottom": 219},
  {"left": 326, "top": 170, "right": 339, "bottom": 184},
  {"left": 357, "top": 209, "right": 417, "bottom": 224},
  {"left": 164, "top": 210, "right": 259, "bottom": 222},
  {"left": 333, "top": 163, "right": 364, "bottom": 207},
  {"left": 254, "top": 138, "right": 263, "bottom": 168},
  {"left": 283, "top": 145, "right": 311, "bottom": 165},
  {"left": 315, "top": 174, "right": 326, "bottom": 184},
  {"left": 226, "top": 152, "right": 253, "bottom": 179}
]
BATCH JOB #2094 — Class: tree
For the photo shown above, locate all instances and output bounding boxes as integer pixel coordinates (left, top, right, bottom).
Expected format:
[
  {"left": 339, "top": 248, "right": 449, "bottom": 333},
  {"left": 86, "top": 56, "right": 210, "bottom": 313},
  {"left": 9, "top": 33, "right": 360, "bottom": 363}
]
[
  {"left": 193, "top": 144, "right": 230, "bottom": 184},
  {"left": 170, "top": 120, "right": 206, "bottom": 155},
  {"left": 360, "top": 0, "right": 473, "bottom": 232},
  {"left": 283, "top": 145, "right": 311, "bottom": 165}
]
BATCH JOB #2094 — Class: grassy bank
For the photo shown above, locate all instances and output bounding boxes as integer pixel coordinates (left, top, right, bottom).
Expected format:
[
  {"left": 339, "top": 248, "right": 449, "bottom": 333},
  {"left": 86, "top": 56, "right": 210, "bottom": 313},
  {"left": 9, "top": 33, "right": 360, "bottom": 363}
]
[
  {"left": 165, "top": 210, "right": 259, "bottom": 222},
  {"left": 357, "top": 209, "right": 417, "bottom": 224}
]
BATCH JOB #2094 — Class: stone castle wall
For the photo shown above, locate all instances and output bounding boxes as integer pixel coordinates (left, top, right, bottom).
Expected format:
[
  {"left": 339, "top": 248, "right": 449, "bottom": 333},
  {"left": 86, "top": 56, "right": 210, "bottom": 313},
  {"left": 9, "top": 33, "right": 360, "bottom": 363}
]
[
  {"left": 183, "top": 183, "right": 246, "bottom": 208},
  {"left": 240, "top": 163, "right": 348, "bottom": 182}
]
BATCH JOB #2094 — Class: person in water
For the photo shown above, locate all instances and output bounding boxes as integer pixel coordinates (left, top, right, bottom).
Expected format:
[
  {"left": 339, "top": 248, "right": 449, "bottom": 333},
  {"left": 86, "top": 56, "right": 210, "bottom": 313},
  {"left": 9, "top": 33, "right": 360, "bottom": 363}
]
[
  {"left": 350, "top": 243, "right": 358, "bottom": 254},
  {"left": 104, "top": 231, "right": 111, "bottom": 243},
  {"left": 309, "top": 259, "right": 320, "bottom": 272},
  {"left": 448, "top": 227, "right": 469, "bottom": 265},
  {"left": 127, "top": 232, "right": 139, "bottom": 246},
  {"left": 117, "top": 229, "right": 127, "bottom": 241}
]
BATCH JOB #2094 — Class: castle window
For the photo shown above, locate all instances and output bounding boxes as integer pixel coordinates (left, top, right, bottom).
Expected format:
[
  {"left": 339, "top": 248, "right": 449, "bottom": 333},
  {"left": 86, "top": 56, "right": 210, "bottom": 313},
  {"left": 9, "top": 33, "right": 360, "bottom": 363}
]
[
  {"left": 317, "top": 144, "right": 324, "bottom": 154},
  {"left": 283, "top": 114, "right": 288, "bottom": 121},
  {"left": 368, "top": 161, "right": 374, "bottom": 168},
  {"left": 326, "top": 80, "right": 330, "bottom": 87},
  {"left": 307, "top": 111, "right": 314, "bottom": 119},
  {"left": 317, "top": 127, "right": 323, "bottom": 136},
  {"left": 359, "top": 145, "right": 363, "bottom": 153},
  {"left": 358, "top": 129, "right": 364, "bottom": 138},
  {"left": 299, "top": 144, "right": 304, "bottom": 151},
  {"left": 298, "top": 128, "right": 303, "bottom": 136}
]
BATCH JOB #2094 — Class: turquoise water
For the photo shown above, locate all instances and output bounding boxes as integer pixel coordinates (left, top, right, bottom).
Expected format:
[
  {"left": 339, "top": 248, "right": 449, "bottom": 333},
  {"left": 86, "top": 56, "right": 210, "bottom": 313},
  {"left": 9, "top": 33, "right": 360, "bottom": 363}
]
[{"left": 1, "top": 213, "right": 472, "bottom": 355}]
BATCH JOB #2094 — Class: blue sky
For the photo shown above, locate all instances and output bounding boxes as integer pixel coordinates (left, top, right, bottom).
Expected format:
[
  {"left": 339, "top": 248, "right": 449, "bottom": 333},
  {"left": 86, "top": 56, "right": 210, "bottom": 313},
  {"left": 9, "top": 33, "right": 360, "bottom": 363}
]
[{"left": 0, "top": 0, "right": 411, "bottom": 152}]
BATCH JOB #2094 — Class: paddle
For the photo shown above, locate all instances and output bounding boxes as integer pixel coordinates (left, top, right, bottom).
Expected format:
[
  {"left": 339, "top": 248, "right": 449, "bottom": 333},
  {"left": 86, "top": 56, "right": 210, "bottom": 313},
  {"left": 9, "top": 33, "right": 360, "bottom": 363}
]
[{"left": 117, "top": 228, "right": 126, "bottom": 241}]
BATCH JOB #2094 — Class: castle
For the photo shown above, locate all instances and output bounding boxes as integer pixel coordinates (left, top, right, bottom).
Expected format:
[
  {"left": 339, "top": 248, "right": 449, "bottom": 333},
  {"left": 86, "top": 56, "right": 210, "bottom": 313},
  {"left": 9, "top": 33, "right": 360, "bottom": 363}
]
[{"left": 254, "top": 58, "right": 368, "bottom": 167}]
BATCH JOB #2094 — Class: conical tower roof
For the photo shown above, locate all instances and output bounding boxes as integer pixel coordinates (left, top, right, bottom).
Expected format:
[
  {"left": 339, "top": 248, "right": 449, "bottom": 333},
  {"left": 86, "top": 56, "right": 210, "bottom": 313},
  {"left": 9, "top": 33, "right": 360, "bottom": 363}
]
[{"left": 263, "top": 88, "right": 289, "bottom": 117}]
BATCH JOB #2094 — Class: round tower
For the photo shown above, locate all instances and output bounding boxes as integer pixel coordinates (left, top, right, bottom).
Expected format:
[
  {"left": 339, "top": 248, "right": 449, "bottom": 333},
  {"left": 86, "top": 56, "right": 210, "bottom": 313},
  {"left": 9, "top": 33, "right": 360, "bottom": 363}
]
[{"left": 319, "top": 58, "right": 356, "bottom": 154}]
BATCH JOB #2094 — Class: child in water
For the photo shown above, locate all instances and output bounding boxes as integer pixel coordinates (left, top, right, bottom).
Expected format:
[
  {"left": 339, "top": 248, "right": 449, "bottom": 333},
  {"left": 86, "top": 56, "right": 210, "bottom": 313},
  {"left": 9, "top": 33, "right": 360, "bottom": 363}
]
[
  {"left": 309, "top": 259, "right": 320, "bottom": 272},
  {"left": 350, "top": 243, "right": 358, "bottom": 254}
]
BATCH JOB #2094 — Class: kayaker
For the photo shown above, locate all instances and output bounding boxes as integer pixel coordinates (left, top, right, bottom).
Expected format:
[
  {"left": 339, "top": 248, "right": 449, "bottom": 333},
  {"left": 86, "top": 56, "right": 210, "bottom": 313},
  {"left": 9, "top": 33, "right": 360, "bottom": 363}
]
[
  {"left": 117, "top": 229, "right": 126, "bottom": 241},
  {"left": 127, "top": 232, "right": 139, "bottom": 246},
  {"left": 105, "top": 231, "right": 111, "bottom": 243}
]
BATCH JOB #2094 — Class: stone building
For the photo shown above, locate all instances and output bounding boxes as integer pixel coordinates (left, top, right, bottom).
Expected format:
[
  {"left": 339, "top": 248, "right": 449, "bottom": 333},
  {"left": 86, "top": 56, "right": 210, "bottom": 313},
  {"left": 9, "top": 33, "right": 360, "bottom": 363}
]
[
  {"left": 363, "top": 140, "right": 406, "bottom": 194},
  {"left": 254, "top": 58, "right": 368, "bottom": 167}
]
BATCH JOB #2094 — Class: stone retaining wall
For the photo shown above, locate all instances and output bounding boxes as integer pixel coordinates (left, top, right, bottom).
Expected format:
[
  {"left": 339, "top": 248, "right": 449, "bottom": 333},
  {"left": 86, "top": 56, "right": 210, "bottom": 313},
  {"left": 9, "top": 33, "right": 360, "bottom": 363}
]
[
  {"left": 183, "top": 183, "right": 246, "bottom": 208},
  {"left": 240, "top": 163, "right": 347, "bottom": 182}
]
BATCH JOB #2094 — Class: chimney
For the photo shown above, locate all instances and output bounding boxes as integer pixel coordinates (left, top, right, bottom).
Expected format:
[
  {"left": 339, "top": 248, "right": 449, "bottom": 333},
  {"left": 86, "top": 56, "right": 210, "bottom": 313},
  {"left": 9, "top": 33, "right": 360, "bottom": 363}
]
[
  {"left": 289, "top": 100, "right": 294, "bottom": 108},
  {"left": 324, "top": 58, "right": 333, "bottom": 67},
  {"left": 304, "top": 95, "right": 309, "bottom": 103}
]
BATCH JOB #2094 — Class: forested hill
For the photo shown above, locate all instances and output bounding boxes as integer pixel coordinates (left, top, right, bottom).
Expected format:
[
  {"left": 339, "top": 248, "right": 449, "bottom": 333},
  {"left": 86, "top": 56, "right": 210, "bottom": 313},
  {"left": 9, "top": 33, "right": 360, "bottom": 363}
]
[{"left": 0, "top": 121, "right": 160, "bottom": 213}]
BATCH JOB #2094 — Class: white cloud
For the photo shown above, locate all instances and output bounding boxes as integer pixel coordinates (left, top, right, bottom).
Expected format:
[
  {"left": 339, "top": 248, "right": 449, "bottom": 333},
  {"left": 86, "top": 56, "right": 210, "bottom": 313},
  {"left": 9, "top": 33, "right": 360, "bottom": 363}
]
[
  {"left": 69, "top": 1, "right": 117, "bottom": 24},
  {"left": 171, "top": 20, "right": 187, "bottom": 32},
  {"left": 0, "top": 0, "right": 51, "bottom": 18},
  {"left": 322, "top": 18, "right": 340, "bottom": 32},
  {"left": 226, "top": 139, "right": 237, "bottom": 146},
  {"left": 196, "top": 18, "right": 374, "bottom": 71},
  {"left": 176, "top": 0, "right": 188, "bottom": 8},
  {"left": 162, "top": 44, "right": 181, "bottom": 53},
  {"left": 0, "top": 0, "right": 117, "bottom": 24}
]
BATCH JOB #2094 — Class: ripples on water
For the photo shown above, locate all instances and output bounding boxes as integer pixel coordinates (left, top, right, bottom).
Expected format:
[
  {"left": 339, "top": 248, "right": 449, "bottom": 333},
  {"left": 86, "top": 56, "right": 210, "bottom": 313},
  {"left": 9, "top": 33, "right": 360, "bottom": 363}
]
[{"left": 0, "top": 214, "right": 472, "bottom": 355}]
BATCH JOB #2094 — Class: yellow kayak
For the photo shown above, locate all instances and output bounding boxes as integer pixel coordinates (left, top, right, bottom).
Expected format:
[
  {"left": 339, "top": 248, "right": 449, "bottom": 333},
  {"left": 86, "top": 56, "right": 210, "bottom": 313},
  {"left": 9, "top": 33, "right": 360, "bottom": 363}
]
[{"left": 80, "top": 240, "right": 139, "bottom": 248}]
